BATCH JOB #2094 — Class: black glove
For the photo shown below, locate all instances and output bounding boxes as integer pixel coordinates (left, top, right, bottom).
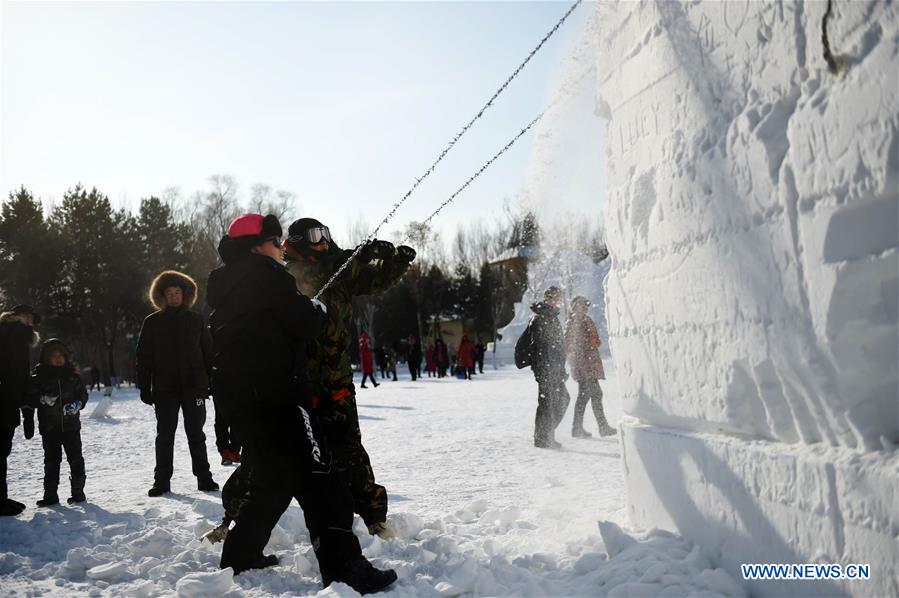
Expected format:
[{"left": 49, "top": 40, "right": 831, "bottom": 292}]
[
  {"left": 359, "top": 240, "right": 395, "bottom": 263},
  {"left": 22, "top": 409, "right": 34, "bottom": 440},
  {"left": 396, "top": 245, "right": 416, "bottom": 263},
  {"left": 140, "top": 390, "right": 154, "bottom": 406}
]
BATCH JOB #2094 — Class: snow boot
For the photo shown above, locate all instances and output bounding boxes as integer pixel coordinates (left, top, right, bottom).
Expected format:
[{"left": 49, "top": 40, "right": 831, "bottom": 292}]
[
  {"left": 221, "top": 451, "right": 233, "bottom": 466},
  {"left": 229, "top": 553, "right": 279, "bottom": 574},
  {"left": 328, "top": 555, "right": 397, "bottom": 595},
  {"left": 148, "top": 483, "right": 170, "bottom": 497},
  {"left": 198, "top": 477, "right": 220, "bottom": 492},
  {"left": 572, "top": 428, "right": 593, "bottom": 439},
  {"left": 38, "top": 462, "right": 60, "bottom": 506},
  {"left": 68, "top": 475, "right": 87, "bottom": 504},
  {"left": 0, "top": 498, "right": 26, "bottom": 516},
  {"left": 597, "top": 424, "right": 617, "bottom": 437},
  {"left": 367, "top": 521, "right": 396, "bottom": 539}
]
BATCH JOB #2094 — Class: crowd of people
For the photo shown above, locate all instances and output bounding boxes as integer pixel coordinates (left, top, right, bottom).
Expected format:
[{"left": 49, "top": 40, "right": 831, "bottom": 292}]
[{"left": 0, "top": 213, "right": 613, "bottom": 593}]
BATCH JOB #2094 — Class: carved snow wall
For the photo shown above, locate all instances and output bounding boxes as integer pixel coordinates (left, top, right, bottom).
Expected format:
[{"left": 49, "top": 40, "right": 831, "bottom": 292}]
[{"left": 595, "top": 1, "right": 898, "bottom": 595}]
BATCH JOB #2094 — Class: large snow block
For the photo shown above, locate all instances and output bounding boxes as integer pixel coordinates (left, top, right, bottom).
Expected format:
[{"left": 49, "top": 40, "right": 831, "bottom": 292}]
[
  {"left": 596, "top": 0, "right": 899, "bottom": 451},
  {"left": 620, "top": 421, "right": 899, "bottom": 597}
]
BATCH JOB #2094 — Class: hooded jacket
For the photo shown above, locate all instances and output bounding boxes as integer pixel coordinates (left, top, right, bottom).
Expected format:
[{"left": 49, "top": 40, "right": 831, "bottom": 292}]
[
  {"left": 136, "top": 272, "right": 212, "bottom": 399},
  {"left": 529, "top": 301, "right": 567, "bottom": 382},
  {"left": 27, "top": 340, "right": 88, "bottom": 435},
  {"left": 0, "top": 312, "right": 40, "bottom": 428}
]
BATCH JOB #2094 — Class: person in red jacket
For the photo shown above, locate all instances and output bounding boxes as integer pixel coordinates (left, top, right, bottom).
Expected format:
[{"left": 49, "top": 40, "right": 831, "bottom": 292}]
[
  {"left": 456, "top": 335, "right": 476, "bottom": 380},
  {"left": 358, "top": 332, "right": 378, "bottom": 389},
  {"left": 564, "top": 296, "right": 615, "bottom": 437}
]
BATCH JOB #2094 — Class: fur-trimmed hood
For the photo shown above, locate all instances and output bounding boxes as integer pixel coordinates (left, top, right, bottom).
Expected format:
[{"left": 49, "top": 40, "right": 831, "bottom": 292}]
[
  {"left": 0, "top": 311, "right": 41, "bottom": 347},
  {"left": 149, "top": 270, "right": 198, "bottom": 310}
]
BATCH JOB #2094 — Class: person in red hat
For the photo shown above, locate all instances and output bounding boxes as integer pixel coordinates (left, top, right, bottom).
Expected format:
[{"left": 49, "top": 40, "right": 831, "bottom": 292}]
[{"left": 208, "top": 213, "right": 397, "bottom": 593}]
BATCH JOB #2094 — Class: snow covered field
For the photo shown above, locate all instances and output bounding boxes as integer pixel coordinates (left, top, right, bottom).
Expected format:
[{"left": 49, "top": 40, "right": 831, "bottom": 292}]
[{"left": 1, "top": 366, "right": 743, "bottom": 597}]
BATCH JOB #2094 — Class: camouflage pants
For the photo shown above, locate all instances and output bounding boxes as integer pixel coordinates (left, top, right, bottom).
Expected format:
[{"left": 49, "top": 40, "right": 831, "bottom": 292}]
[{"left": 316, "top": 392, "right": 388, "bottom": 527}]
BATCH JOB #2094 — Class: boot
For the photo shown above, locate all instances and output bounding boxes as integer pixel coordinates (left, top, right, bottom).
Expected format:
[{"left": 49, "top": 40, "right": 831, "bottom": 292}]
[
  {"left": 228, "top": 553, "right": 279, "bottom": 574},
  {"left": 148, "top": 483, "right": 170, "bottom": 497},
  {"left": 597, "top": 424, "right": 617, "bottom": 437},
  {"left": 572, "top": 428, "right": 593, "bottom": 439},
  {"left": 68, "top": 475, "right": 86, "bottom": 504},
  {"left": 198, "top": 477, "right": 220, "bottom": 491},
  {"left": 38, "top": 462, "right": 60, "bottom": 506},
  {"left": 221, "top": 451, "right": 233, "bottom": 466},
  {"left": 327, "top": 555, "right": 397, "bottom": 595},
  {"left": 0, "top": 498, "right": 26, "bottom": 516}
]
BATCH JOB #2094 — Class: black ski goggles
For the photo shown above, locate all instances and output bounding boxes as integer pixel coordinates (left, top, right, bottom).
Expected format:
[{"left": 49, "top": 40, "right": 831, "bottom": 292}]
[{"left": 302, "top": 226, "right": 332, "bottom": 244}]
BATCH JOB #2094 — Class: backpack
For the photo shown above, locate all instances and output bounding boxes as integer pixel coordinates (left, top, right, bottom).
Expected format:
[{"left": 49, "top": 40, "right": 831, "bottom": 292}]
[{"left": 514, "top": 321, "right": 534, "bottom": 369}]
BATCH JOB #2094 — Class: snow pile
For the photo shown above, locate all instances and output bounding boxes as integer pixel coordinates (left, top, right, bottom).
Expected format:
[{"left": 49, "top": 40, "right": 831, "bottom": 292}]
[
  {"left": 595, "top": 0, "right": 898, "bottom": 595},
  {"left": 2, "top": 371, "right": 745, "bottom": 596}
]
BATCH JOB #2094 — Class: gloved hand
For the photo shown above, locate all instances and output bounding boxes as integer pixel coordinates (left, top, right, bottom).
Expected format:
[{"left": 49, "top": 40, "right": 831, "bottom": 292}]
[
  {"left": 396, "top": 245, "right": 416, "bottom": 263},
  {"left": 140, "top": 390, "right": 154, "bottom": 406},
  {"left": 22, "top": 408, "right": 35, "bottom": 439},
  {"left": 359, "top": 240, "right": 395, "bottom": 263},
  {"left": 311, "top": 298, "right": 328, "bottom": 315},
  {"left": 63, "top": 401, "right": 82, "bottom": 416}
]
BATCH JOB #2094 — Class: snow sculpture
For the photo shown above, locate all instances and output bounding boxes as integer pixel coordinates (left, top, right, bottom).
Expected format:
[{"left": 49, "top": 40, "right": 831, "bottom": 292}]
[{"left": 595, "top": 1, "right": 898, "bottom": 595}]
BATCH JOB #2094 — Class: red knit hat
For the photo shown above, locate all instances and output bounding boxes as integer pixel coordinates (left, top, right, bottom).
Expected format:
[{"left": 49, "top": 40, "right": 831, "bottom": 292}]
[{"left": 227, "top": 213, "right": 282, "bottom": 239}]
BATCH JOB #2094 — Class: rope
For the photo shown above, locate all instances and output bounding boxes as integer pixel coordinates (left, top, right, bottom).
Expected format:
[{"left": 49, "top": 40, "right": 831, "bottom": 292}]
[{"left": 310, "top": 0, "right": 583, "bottom": 300}]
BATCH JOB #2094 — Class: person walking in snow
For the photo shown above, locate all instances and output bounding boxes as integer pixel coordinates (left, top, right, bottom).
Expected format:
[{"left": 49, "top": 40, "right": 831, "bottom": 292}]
[
  {"left": 527, "top": 286, "right": 571, "bottom": 449},
  {"left": 89, "top": 365, "right": 101, "bottom": 391},
  {"left": 375, "top": 346, "right": 387, "bottom": 380},
  {"left": 283, "top": 217, "right": 415, "bottom": 538},
  {"left": 425, "top": 342, "right": 436, "bottom": 377},
  {"left": 359, "top": 333, "right": 379, "bottom": 388},
  {"left": 24, "top": 339, "right": 89, "bottom": 505},
  {"left": 386, "top": 347, "right": 398, "bottom": 381},
  {"left": 207, "top": 213, "right": 396, "bottom": 592},
  {"left": 434, "top": 338, "right": 448, "bottom": 378},
  {"left": 0, "top": 304, "right": 40, "bottom": 517},
  {"left": 475, "top": 340, "right": 486, "bottom": 374},
  {"left": 407, "top": 335, "right": 422, "bottom": 381},
  {"left": 136, "top": 270, "right": 218, "bottom": 497},
  {"left": 565, "top": 297, "right": 616, "bottom": 438},
  {"left": 456, "top": 334, "right": 476, "bottom": 380}
]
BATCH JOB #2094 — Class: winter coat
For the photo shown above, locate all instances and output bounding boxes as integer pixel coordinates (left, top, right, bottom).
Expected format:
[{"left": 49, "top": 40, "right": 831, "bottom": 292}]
[
  {"left": 207, "top": 253, "right": 325, "bottom": 448},
  {"left": 0, "top": 313, "right": 39, "bottom": 429},
  {"left": 457, "top": 339, "right": 476, "bottom": 369},
  {"left": 27, "top": 363, "right": 88, "bottom": 435},
  {"left": 434, "top": 341, "right": 448, "bottom": 368},
  {"left": 564, "top": 312, "right": 605, "bottom": 382},
  {"left": 475, "top": 343, "right": 486, "bottom": 364},
  {"left": 408, "top": 343, "right": 422, "bottom": 366},
  {"left": 529, "top": 301, "right": 567, "bottom": 383},
  {"left": 425, "top": 346, "right": 436, "bottom": 371},
  {"left": 136, "top": 306, "right": 212, "bottom": 399},
  {"left": 359, "top": 334, "right": 375, "bottom": 374},
  {"left": 283, "top": 245, "right": 409, "bottom": 400}
]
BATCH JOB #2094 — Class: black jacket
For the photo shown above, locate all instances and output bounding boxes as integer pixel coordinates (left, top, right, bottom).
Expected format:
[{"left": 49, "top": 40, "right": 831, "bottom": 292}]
[
  {"left": 27, "top": 363, "right": 88, "bottom": 435},
  {"left": 136, "top": 306, "right": 212, "bottom": 399},
  {"left": 0, "top": 316, "right": 37, "bottom": 428},
  {"left": 207, "top": 254, "right": 324, "bottom": 448},
  {"left": 529, "top": 301, "right": 567, "bottom": 383}
]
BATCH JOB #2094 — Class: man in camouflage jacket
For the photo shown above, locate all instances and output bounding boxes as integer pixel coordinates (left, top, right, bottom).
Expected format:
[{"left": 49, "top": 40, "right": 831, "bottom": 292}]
[{"left": 283, "top": 218, "right": 415, "bottom": 536}]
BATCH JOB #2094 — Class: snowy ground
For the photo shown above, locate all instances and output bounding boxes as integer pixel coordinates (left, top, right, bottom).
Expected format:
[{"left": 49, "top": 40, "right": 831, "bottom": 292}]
[{"left": 1, "top": 366, "right": 743, "bottom": 597}]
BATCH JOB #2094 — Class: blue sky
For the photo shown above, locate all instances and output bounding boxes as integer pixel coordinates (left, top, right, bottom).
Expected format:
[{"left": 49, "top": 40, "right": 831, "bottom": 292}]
[{"left": 1, "top": 1, "right": 603, "bottom": 241}]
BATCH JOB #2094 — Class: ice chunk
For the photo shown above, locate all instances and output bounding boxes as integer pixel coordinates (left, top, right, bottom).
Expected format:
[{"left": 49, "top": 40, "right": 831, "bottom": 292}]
[{"left": 174, "top": 568, "right": 235, "bottom": 597}]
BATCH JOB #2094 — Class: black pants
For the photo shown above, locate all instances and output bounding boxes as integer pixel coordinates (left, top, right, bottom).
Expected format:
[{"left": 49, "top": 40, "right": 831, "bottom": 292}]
[
  {"left": 221, "top": 408, "right": 361, "bottom": 581},
  {"left": 573, "top": 379, "right": 609, "bottom": 432},
  {"left": 0, "top": 425, "right": 14, "bottom": 500},
  {"left": 153, "top": 393, "right": 212, "bottom": 485},
  {"left": 379, "top": 367, "right": 386, "bottom": 379},
  {"left": 360, "top": 373, "right": 377, "bottom": 387},
  {"left": 534, "top": 378, "right": 571, "bottom": 445},
  {"left": 41, "top": 428, "right": 85, "bottom": 493},
  {"left": 212, "top": 397, "right": 241, "bottom": 454},
  {"left": 477, "top": 359, "right": 484, "bottom": 374}
]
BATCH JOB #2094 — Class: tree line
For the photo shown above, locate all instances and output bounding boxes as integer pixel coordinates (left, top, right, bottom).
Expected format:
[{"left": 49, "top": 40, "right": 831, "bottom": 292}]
[{"left": 0, "top": 177, "right": 606, "bottom": 380}]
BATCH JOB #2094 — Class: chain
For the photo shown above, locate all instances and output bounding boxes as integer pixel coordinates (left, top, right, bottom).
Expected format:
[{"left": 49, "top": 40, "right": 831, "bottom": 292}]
[{"left": 311, "top": 0, "right": 583, "bottom": 300}]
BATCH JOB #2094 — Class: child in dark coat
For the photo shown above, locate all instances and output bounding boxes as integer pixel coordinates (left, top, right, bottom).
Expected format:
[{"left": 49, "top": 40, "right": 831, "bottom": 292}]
[{"left": 24, "top": 339, "right": 88, "bottom": 506}]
